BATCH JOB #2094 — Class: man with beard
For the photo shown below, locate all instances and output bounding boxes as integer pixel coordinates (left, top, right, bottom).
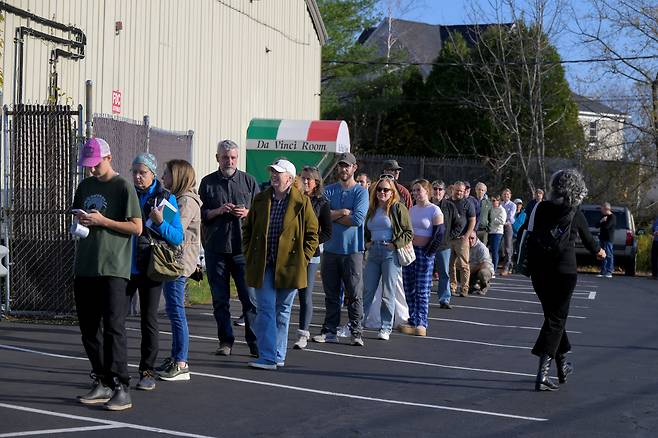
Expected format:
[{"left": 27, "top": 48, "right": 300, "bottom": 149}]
[{"left": 313, "top": 153, "right": 369, "bottom": 346}]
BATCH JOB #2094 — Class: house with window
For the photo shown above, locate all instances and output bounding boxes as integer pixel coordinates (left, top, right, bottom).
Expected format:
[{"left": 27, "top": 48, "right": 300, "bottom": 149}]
[{"left": 572, "top": 93, "right": 629, "bottom": 161}]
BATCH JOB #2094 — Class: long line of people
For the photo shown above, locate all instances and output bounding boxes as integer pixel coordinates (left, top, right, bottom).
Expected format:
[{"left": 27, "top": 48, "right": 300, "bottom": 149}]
[{"left": 71, "top": 137, "right": 552, "bottom": 411}]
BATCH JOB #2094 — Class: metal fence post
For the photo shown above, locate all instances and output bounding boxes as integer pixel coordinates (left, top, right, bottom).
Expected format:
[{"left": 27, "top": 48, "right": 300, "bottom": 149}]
[
  {"left": 2, "top": 106, "right": 11, "bottom": 315},
  {"left": 85, "top": 80, "right": 93, "bottom": 139},
  {"left": 144, "top": 115, "right": 150, "bottom": 153}
]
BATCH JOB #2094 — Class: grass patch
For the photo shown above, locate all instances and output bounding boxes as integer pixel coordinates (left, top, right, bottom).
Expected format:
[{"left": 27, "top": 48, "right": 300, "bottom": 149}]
[{"left": 185, "top": 275, "right": 237, "bottom": 306}]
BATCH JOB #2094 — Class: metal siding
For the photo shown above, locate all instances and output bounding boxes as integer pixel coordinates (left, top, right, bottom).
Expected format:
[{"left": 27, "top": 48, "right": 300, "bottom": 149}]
[{"left": 1, "top": 0, "right": 322, "bottom": 177}]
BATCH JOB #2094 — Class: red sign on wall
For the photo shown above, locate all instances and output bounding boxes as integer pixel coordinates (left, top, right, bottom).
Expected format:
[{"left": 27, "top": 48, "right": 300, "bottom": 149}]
[{"left": 112, "top": 90, "right": 122, "bottom": 114}]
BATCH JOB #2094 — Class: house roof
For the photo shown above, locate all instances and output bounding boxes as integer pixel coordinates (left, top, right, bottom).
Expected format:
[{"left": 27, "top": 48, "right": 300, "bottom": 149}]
[
  {"left": 359, "top": 18, "right": 511, "bottom": 77},
  {"left": 572, "top": 93, "right": 627, "bottom": 117},
  {"left": 305, "top": 0, "right": 327, "bottom": 46}
]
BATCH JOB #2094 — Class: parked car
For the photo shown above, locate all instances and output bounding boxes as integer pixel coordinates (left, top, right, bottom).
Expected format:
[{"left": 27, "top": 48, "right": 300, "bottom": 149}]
[{"left": 575, "top": 204, "right": 638, "bottom": 276}]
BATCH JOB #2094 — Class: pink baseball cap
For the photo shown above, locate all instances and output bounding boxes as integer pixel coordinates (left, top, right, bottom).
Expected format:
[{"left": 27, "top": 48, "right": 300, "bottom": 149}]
[{"left": 79, "top": 138, "right": 111, "bottom": 167}]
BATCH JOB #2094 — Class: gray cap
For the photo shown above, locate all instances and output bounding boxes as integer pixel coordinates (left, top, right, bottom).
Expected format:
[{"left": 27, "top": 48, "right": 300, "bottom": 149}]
[
  {"left": 337, "top": 152, "right": 357, "bottom": 165},
  {"left": 383, "top": 159, "right": 402, "bottom": 170}
]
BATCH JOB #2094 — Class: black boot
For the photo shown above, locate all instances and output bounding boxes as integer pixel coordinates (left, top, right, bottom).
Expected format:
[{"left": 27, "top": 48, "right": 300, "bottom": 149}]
[
  {"left": 556, "top": 353, "right": 573, "bottom": 384},
  {"left": 104, "top": 378, "right": 132, "bottom": 411},
  {"left": 535, "top": 354, "right": 559, "bottom": 391}
]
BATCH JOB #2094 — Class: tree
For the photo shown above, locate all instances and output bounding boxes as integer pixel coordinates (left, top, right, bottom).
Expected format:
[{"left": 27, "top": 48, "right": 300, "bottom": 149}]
[{"left": 430, "top": 0, "right": 584, "bottom": 191}]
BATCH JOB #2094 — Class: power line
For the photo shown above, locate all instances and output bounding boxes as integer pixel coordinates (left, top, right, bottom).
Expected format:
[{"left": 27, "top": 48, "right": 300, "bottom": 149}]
[{"left": 322, "top": 54, "right": 658, "bottom": 67}]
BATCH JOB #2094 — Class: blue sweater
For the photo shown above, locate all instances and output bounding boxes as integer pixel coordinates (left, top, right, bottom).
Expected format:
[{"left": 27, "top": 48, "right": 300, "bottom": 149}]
[
  {"left": 323, "top": 183, "right": 369, "bottom": 255},
  {"left": 131, "top": 180, "right": 184, "bottom": 275}
]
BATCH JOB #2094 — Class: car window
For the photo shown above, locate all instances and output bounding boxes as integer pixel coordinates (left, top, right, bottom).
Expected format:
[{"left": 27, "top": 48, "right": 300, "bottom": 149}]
[{"left": 581, "top": 208, "right": 628, "bottom": 229}]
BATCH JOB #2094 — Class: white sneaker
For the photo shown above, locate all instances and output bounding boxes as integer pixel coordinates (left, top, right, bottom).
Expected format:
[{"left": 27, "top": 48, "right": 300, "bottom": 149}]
[
  {"left": 596, "top": 274, "right": 604, "bottom": 278},
  {"left": 337, "top": 324, "right": 351, "bottom": 338},
  {"left": 605, "top": 274, "right": 613, "bottom": 278},
  {"left": 377, "top": 329, "right": 391, "bottom": 341}
]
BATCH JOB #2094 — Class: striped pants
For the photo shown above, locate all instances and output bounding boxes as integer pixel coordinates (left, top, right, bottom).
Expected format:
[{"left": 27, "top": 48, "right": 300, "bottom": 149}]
[{"left": 402, "top": 246, "right": 435, "bottom": 328}]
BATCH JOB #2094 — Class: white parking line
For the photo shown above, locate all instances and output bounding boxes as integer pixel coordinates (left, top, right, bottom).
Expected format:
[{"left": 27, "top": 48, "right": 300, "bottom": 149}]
[
  {"left": 196, "top": 316, "right": 532, "bottom": 349},
  {"left": 0, "top": 425, "right": 123, "bottom": 437},
  {"left": 428, "top": 317, "right": 581, "bottom": 334},
  {"left": 588, "top": 291, "right": 597, "bottom": 300},
  {"left": 448, "top": 296, "right": 590, "bottom": 309},
  {"left": 487, "top": 288, "right": 593, "bottom": 300},
  {"left": 0, "top": 402, "right": 216, "bottom": 438},
  {"left": 0, "top": 346, "right": 547, "bottom": 422},
  {"left": 494, "top": 277, "right": 598, "bottom": 286},
  {"left": 450, "top": 305, "right": 587, "bottom": 319}
]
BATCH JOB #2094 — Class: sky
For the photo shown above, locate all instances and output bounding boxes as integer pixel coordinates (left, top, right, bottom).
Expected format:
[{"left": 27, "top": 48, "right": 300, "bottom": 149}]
[{"left": 376, "top": 0, "right": 625, "bottom": 98}]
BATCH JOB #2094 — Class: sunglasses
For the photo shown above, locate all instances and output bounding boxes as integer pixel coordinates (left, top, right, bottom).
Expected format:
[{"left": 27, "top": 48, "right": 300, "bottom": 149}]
[
  {"left": 376, "top": 187, "right": 392, "bottom": 193},
  {"left": 379, "top": 174, "right": 395, "bottom": 180}
]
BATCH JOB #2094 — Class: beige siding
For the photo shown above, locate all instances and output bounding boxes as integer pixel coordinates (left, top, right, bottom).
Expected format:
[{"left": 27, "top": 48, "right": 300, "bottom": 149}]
[{"left": 1, "top": 0, "right": 322, "bottom": 176}]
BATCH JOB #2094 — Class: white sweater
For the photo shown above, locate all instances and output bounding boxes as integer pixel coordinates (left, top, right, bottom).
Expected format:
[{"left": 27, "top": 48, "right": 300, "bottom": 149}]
[{"left": 489, "top": 206, "right": 507, "bottom": 235}]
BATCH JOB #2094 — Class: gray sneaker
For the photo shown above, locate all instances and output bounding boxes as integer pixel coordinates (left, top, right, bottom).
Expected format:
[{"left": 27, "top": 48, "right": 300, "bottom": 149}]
[
  {"left": 293, "top": 334, "right": 309, "bottom": 350},
  {"left": 157, "top": 362, "right": 190, "bottom": 381},
  {"left": 351, "top": 335, "right": 364, "bottom": 346},
  {"left": 312, "top": 333, "right": 339, "bottom": 343},
  {"left": 77, "top": 378, "right": 112, "bottom": 405},
  {"left": 136, "top": 370, "right": 156, "bottom": 391},
  {"left": 215, "top": 342, "right": 232, "bottom": 356}
]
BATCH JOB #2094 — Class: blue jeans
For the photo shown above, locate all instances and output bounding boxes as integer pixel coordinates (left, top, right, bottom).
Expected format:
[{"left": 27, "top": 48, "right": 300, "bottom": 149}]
[
  {"left": 436, "top": 248, "right": 452, "bottom": 304},
  {"left": 298, "top": 262, "right": 320, "bottom": 333},
  {"left": 254, "top": 266, "right": 297, "bottom": 364},
  {"left": 163, "top": 276, "right": 189, "bottom": 362},
  {"left": 205, "top": 251, "right": 257, "bottom": 348},
  {"left": 600, "top": 240, "right": 614, "bottom": 275},
  {"left": 488, "top": 234, "right": 503, "bottom": 271},
  {"left": 363, "top": 243, "right": 400, "bottom": 332}
]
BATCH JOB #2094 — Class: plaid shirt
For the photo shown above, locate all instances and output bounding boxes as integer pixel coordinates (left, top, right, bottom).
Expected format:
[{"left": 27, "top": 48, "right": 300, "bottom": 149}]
[{"left": 267, "top": 190, "right": 290, "bottom": 265}]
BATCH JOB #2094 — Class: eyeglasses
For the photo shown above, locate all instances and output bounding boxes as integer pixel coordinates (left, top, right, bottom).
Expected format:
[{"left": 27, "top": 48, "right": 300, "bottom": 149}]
[
  {"left": 378, "top": 174, "right": 395, "bottom": 180},
  {"left": 376, "top": 187, "right": 391, "bottom": 193},
  {"left": 433, "top": 187, "right": 444, "bottom": 191}
]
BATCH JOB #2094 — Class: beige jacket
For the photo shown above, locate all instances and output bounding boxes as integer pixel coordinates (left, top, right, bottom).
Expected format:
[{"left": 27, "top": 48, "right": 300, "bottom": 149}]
[{"left": 176, "top": 190, "right": 202, "bottom": 277}]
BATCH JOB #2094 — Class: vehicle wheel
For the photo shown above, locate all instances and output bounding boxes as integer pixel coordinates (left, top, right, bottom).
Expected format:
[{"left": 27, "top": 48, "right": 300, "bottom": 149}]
[{"left": 624, "top": 255, "right": 636, "bottom": 276}]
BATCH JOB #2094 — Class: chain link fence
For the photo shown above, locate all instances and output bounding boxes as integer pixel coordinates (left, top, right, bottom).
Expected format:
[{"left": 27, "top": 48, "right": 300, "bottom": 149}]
[
  {"left": 2, "top": 104, "right": 82, "bottom": 316},
  {"left": 1, "top": 111, "right": 194, "bottom": 317}
]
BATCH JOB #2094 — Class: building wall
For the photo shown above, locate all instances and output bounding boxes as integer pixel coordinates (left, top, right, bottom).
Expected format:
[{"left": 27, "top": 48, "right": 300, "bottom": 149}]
[
  {"left": 578, "top": 112, "right": 626, "bottom": 161},
  {"left": 1, "top": 0, "right": 323, "bottom": 176}
]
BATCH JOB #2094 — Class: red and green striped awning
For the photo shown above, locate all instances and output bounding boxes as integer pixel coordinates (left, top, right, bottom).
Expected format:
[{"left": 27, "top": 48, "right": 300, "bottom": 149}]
[
  {"left": 246, "top": 119, "right": 350, "bottom": 153},
  {"left": 245, "top": 119, "right": 351, "bottom": 184}
]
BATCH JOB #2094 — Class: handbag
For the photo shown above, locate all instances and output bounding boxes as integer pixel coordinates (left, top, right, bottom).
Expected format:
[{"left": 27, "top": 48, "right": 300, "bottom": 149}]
[
  {"left": 147, "top": 238, "right": 184, "bottom": 282},
  {"left": 396, "top": 242, "right": 416, "bottom": 267}
]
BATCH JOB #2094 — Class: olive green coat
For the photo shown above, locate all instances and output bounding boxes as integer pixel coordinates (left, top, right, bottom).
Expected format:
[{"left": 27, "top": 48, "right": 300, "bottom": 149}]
[{"left": 243, "top": 186, "right": 319, "bottom": 289}]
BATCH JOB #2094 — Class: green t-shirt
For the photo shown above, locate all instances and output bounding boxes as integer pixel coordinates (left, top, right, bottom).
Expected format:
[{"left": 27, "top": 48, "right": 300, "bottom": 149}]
[{"left": 72, "top": 174, "right": 141, "bottom": 279}]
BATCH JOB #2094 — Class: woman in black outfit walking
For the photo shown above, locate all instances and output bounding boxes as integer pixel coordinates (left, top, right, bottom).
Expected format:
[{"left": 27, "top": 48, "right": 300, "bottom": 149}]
[{"left": 528, "top": 169, "right": 606, "bottom": 391}]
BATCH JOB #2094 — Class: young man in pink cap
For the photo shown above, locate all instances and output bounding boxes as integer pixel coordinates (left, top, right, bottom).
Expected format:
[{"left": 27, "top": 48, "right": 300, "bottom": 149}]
[{"left": 72, "top": 138, "right": 142, "bottom": 411}]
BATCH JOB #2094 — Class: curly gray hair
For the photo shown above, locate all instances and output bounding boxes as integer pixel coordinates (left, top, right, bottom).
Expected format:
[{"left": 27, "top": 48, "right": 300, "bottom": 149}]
[{"left": 548, "top": 169, "right": 588, "bottom": 207}]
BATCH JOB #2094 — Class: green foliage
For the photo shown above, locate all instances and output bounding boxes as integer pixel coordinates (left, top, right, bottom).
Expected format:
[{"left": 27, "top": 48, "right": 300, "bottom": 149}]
[{"left": 636, "top": 234, "right": 653, "bottom": 274}]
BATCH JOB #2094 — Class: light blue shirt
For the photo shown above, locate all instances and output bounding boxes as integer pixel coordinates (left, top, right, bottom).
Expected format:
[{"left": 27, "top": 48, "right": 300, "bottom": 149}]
[
  {"left": 367, "top": 208, "right": 393, "bottom": 242},
  {"left": 502, "top": 200, "right": 516, "bottom": 225},
  {"left": 324, "top": 182, "right": 369, "bottom": 254}
]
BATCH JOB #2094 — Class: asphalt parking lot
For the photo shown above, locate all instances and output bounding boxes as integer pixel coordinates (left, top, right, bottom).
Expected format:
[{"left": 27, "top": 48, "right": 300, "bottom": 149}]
[{"left": 1, "top": 273, "right": 657, "bottom": 437}]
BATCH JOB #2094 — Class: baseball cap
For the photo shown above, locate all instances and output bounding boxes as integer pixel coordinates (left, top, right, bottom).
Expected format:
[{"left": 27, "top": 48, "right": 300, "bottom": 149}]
[
  {"left": 383, "top": 159, "right": 402, "bottom": 170},
  {"left": 513, "top": 198, "right": 523, "bottom": 204},
  {"left": 268, "top": 159, "right": 296, "bottom": 177},
  {"left": 79, "top": 138, "right": 111, "bottom": 167},
  {"left": 337, "top": 152, "right": 357, "bottom": 166}
]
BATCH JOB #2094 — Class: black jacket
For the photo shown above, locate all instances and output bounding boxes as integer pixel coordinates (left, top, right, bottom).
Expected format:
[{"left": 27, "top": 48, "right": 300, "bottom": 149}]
[
  {"left": 436, "top": 198, "right": 461, "bottom": 252},
  {"left": 311, "top": 195, "right": 332, "bottom": 257},
  {"left": 598, "top": 213, "right": 616, "bottom": 242},
  {"left": 529, "top": 202, "right": 600, "bottom": 274}
]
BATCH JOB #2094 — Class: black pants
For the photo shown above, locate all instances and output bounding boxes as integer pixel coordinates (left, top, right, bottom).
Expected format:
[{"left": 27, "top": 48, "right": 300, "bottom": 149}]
[
  {"left": 74, "top": 276, "right": 130, "bottom": 386},
  {"left": 320, "top": 252, "right": 364, "bottom": 336},
  {"left": 127, "top": 273, "right": 163, "bottom": 372},
  {"left": 531, "top": 271, "right": 577, "bottom": 358}
]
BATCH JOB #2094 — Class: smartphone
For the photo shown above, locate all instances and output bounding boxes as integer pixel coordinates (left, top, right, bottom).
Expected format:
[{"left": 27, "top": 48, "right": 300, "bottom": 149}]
[
  {"left": 71, "top": 209, "right": 88, "bottom": 215},
  {"left": 234, "top": 204, "right": 245, "bottom": 209}
]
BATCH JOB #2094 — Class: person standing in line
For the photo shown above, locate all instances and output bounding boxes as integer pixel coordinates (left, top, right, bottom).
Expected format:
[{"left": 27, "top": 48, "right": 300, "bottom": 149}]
[
  {"left": 500, "top": 188, "right": 516, "bottom": 276},
  {"left": 468, "top": 232, "right": 494, "bottom": 295},
  {"left": 527, "top": 169, "right": 605, "bottom": 391},
  {"left": 474, "top": 182, "right": 492, "bottom": 246},
  {"left": 355, "top": 173, "right": 371, "bottom": 190},
  {"left": 649, "top": 217, "right": 658, "bottom": 280},
  {"left": 512, "top": 199, "right": 526, "bottom": 238},
  {"left": 465, "top": 182, "right": 481, "bottom": 235},
  {"left": 448, "top": 181, "right": 476, "bottom": 297},
  {"left": 382, "top": 160, "right": 412, "bottom": 209},
  {"left": 431, "top": 180, "right": 461, "bottom": 309},
  {"left": 156, "top": 160, "right": 202, "bottom": 382},
  {"left": 597, "top": 202, "right": 616, "bottom": 278},
  {"left": 243, "top": 160, "right": 319, "bottom": 369},
  {"left": 488, "top": 196, "right": 506, "bottom": 276},
  {"left": 400, "top": 179, "right": 444, "bottom": 336},
  {"left": 73, "top": 138, "right": 142, "bottom": 411},
  {"left": 199, "top": 140, "right": 259, "bottom": 358},
  {"left": 525, "top": 188, "right": 545, "bottom": 217},
  {"left": 313, "top": 152, "right": 369, "bottom": 346},
  {"left": 293, "top": 166, "right": 332, "bottom": 350},
  {"left": 362, "top": 176, "right": 413, "bottom": 340},
  {"left": 128, "top": 153, "right": 184, "bottom": 391}
]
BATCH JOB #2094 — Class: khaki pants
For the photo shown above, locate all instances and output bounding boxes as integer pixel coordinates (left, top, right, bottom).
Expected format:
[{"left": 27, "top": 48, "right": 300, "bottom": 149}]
[
  {"left": 469, "top": 264, "right": 493, "bottom": 291},
  {"left": 449, "top": 237, "right": 470, "bottom": 295}
]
